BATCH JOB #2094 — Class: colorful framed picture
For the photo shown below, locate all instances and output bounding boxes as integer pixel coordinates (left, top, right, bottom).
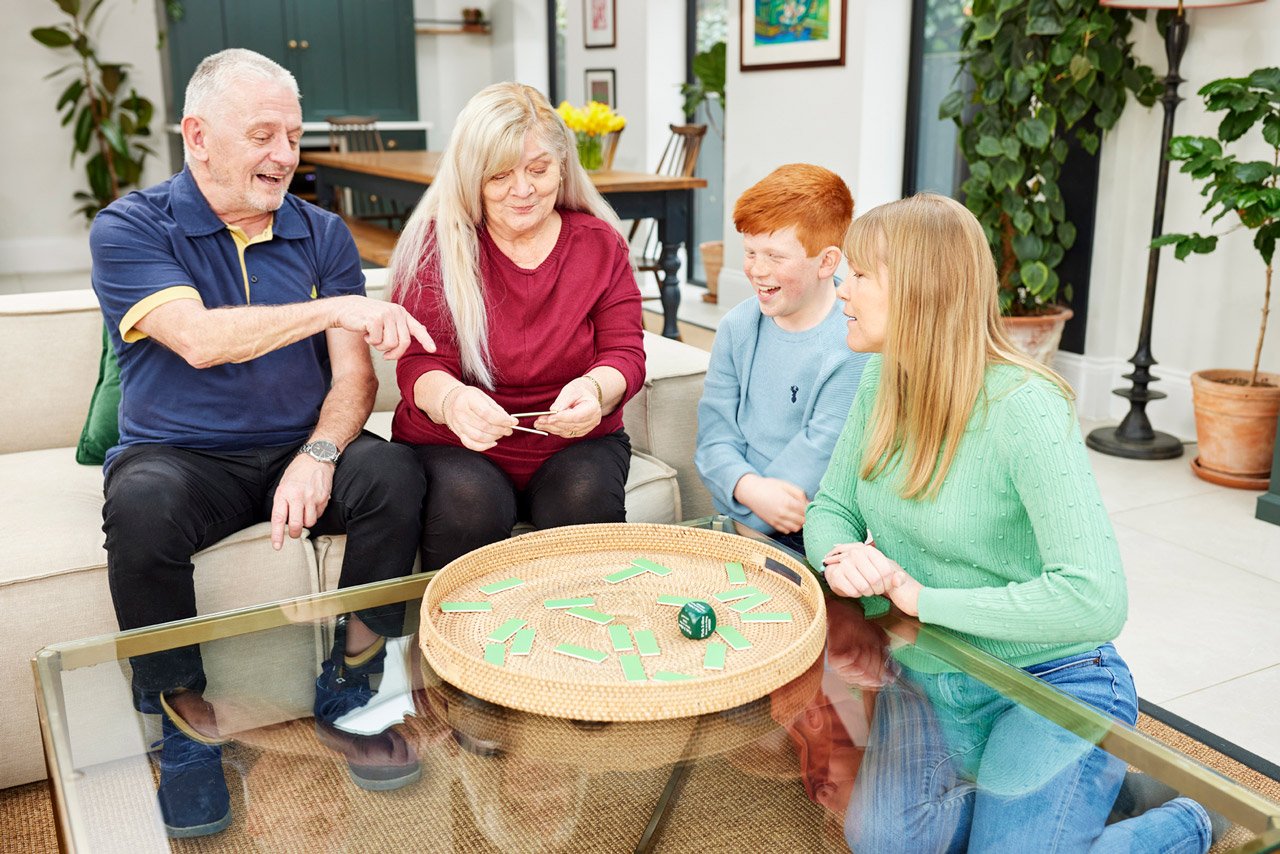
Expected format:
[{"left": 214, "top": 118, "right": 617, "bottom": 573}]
[
  {"left": 584, "top": 0, "right": 617, "bottom": 49},
  {"left": 740, "top": 0, "right": 847, "bottom": 71},
  {"left": 584, "top": 68, "right": 617, "bottom": 108}
]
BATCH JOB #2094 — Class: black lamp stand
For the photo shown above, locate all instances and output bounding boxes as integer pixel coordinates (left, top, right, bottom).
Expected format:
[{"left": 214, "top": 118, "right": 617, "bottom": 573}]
[{"left": 1086, "top": 11, "right": 1189, "bottom": 460}]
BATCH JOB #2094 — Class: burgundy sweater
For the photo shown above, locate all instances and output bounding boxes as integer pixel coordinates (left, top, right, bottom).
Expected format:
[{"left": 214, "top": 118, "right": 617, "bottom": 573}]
[{"left": 392, "top": 210, "right": 646, "bottom": 489}]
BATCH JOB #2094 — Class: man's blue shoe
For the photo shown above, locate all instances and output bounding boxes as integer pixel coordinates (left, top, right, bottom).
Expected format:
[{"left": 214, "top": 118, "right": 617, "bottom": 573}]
[
  {"left": 152, "top": 696, "right": 231, "bottom": 838},
  {"left": 314, "top": 629, "right": 421, "bottom": 791}
]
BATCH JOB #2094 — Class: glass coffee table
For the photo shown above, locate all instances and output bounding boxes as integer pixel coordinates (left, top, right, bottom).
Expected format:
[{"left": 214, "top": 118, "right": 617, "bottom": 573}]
[{"left": 33, "top": 517, "right": 1280, "bottom": 852}]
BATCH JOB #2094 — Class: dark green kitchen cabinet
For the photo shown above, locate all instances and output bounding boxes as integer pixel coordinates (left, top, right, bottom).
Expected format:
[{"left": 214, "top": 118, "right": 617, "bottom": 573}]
[{"left": 163, "top": 0, "right": 417, "bottom": 124}]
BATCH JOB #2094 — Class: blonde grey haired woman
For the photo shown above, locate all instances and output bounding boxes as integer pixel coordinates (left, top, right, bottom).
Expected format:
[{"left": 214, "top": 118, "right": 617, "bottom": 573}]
[
  {"left": 807, "top": 193, "right": 1217, "bottom": 852},
  {"left": 389, "top": 82, "right": 645, "bottom": 570}
]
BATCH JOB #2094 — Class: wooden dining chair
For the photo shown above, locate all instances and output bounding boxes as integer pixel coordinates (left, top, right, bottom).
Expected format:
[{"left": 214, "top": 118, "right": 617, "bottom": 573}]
[
  {"left": 324, "top": 115, "right": 405, "bottom": 229},
  {"left": 629, "top": 124, "right": 708, "bottom": 290}
]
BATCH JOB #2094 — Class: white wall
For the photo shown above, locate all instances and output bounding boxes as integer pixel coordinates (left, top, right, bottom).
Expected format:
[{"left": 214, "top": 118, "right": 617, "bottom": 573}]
[
  {"left": 1, "top": 0, "right": 169, "bottom": 292},
  {"left": 1079, "top": 6, "right": 1280, "bottom": 438},
  {"left": 561, "top": 0, "right": 686, "bottom": 173},
  {"left": 413, "top": 0, "right": 549, "bottom": 149},
  {"left": 716, "top": 0, "right": 912, "bottom": 308}
]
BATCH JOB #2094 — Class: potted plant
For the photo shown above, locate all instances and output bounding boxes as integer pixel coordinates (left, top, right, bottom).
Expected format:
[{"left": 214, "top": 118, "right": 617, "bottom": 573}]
[
  {"left": 682, "top": 40, "right": 726, "bottom": 303},
  {"left": 1153, "top": 67, "right": 1280, "bottom": 489},
  {"left": 31, "top": 0, "right": 155, "bottom": 222},
  {"left": 941, "top": 0, "right": 1160, "bottom": 362}
]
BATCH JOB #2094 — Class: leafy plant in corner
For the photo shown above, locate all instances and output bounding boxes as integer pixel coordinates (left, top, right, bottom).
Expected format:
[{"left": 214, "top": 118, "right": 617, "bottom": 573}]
[
  {"left": 1154, "top": 68, "right": 1280, "bottom": 388},
  {"left": 681, "top": 40, "right": 726, "bottom": 138},
  {"left": 941, "top": 0, "right": 1160, "bottom": 315},
  {"left": 32, "top": 0, "right": 155, "bottom": 222}
]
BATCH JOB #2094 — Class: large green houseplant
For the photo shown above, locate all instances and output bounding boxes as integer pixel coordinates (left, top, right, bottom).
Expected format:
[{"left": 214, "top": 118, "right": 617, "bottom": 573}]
[
  {"left": 941, "top": 0, "right": 1160, "bottom": 355},
  {"left": 1152, "top": 67, "right": 1280, "bottom": 487},
  {"left": 31, "top": 0, "right": 155, "bottom": 222}
]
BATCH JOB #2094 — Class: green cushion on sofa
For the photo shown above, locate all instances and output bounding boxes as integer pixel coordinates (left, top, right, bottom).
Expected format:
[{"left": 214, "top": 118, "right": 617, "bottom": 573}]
[{"left": 75, "top": 323, "right": 121, "bottom": 466}]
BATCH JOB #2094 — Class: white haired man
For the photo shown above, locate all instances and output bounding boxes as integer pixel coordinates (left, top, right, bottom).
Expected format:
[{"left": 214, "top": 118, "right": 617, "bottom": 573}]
[{"left": 90, "top": 49, "right": 431, "bottom": 836}]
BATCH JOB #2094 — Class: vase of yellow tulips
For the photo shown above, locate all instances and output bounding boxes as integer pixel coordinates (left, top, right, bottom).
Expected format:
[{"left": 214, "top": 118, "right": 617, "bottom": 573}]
[{"left": 556, "top": 100, "right": 626, "bottom": 171}]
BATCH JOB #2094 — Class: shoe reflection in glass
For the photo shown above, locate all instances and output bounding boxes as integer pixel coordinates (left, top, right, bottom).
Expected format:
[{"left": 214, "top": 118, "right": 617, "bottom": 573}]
[
  {"left": 151, "top": 692, "right": 231, "bottom": 838},
  {"left": 313, "top": 615, "right": 422, "bottom": 790}
]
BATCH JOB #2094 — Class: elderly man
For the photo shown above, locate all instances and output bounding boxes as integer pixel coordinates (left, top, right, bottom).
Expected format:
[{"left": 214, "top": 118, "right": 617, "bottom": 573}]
[{"left": 90, "top": 49, "right": 429, "bottom": 837}]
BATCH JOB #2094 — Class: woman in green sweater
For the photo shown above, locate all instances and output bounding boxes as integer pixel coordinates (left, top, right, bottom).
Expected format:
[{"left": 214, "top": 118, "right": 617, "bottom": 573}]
[{"left": 806, "top": 194, "right": 1214, "bottom": 852}]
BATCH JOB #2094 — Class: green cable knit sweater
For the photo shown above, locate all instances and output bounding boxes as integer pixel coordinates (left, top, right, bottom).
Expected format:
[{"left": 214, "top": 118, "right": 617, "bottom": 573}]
[{"left": 804, "top": 356, "right": 1127, "bottom": 668}]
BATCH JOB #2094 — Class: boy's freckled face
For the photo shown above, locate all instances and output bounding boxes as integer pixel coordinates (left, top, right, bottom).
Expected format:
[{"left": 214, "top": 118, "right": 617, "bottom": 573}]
[{"left": 741, "top": 226, "right": 828, "bottom": 327}]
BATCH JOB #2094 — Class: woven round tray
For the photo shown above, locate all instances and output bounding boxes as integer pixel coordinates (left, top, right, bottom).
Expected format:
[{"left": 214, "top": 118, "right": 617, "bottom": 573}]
[{"left": 420, "top": 523, "right": 827, "bottom": 721}]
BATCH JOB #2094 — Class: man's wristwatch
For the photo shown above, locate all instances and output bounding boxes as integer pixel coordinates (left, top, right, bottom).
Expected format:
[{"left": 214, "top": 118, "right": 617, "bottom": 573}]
[{"left": 298, "top": 439, "right": 341, "bottom": 464}]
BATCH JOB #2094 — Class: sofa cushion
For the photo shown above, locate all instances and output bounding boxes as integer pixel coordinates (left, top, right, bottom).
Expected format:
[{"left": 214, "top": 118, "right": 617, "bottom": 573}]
[{"left": 75, "top": 323, "right": 123, "bottom": 466}]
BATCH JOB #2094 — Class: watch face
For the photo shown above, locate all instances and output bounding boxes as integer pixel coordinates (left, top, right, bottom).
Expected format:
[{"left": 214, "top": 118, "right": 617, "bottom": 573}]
[{"left": 308, "top": 440, "right": 339, "bottom": 462}]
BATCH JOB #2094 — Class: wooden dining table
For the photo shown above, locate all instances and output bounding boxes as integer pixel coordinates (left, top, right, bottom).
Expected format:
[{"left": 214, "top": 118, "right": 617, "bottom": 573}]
[{"left": 304, "top": 149, "right": 708, "bottom": 338}]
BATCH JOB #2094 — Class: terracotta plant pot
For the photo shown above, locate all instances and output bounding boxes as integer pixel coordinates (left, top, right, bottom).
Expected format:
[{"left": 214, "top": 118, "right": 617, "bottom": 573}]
[
  {"left": 1001, "top": 307, "right": 1074, "bottom": 365},
  {"left": 1190, "top": 369, "right": 1280, "bottom": 489},
  {"left": 699, "top": 240, "right": 723, "bottom": 304}
]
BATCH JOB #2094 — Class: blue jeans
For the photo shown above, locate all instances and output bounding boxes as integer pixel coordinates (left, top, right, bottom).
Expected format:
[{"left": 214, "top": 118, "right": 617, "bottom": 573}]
[{"left": 846, "top": 644, "right": 1213, "bottom": 853}]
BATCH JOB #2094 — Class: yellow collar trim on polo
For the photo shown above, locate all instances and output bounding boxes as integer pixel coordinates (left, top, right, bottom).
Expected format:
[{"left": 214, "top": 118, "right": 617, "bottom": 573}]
[{"left": 226, "top": 219, "right": 275, "bottom": 304}]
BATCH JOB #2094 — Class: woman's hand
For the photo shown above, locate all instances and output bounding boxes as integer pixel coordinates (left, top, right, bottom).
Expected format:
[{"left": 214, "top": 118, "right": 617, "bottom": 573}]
[
  {"left": 822, "top": 542, "right": 923, "bottom": 617},
  {"left": 535, "top": 377, "right": 603, "bottom": 439},
  {"left": 442, "top": 386, "right": 516, "bottom": 451}
]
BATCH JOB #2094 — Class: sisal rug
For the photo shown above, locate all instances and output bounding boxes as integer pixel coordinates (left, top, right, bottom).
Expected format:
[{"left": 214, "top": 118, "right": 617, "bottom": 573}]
[{"left": 2, "top": 712, "right": 1276, "bottom": 853}]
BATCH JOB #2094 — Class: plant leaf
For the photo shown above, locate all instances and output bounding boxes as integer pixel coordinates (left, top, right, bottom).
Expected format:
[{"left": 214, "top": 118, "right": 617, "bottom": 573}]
[
  {"left": 73, "top": 104, "right": 94, "bottom": 154},
  {"left": 30, "top": 27, "right": 73, "bottom": 48},
  {"left": 56, "top": 0, "right": 81, "bottom": 17},
  {"left": 939, "top": 89, "right": 967, "bottom": 121},
  {"left": 56, "top": 79, "right": 85, "bottom": 111},
  {"left": 1021, "top": 261, "right": 1051, "bottom": 295},
  {"left": 976, "top": 136, "right": 1005, "bottom": 157},
  {"left": 1016, "top": 118, "right": 1051, "bottom": 149}
]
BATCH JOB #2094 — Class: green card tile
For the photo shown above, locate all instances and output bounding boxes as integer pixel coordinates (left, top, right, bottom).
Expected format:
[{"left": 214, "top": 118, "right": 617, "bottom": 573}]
[
  {"left": 483, "top": 643, "right": 506, "bottom": 666},
  {"left": 510, "top": 627, "right": 536, "bottom": 656},
  {"left": 714, "top": 586, "right": 761, "bottom": 603},
  {"left": 725, "top": 562, "right": 747, "bottom": 585},
  {"left": 479, "top": 577, "right": 524, "bottom": 595},
  {"left": 657, "top": 594, "right": 694, "bottom": 607},
  {"left": 619, "top": 654, "right": 647, "bottom": 682},
  {"left": 608, "top": 625, "right": 633, "bottom": 652},
  {"left": 740, "top": 611, "right": 793, "bottom": 623},
  {"left": 652, "top": 671, "right": 694, "bottom": 682},
  {"left": 486, "top": 618, "right": 526, "bottom": 643},
  {"left": 730, "top": 592, "right": 772, "bottom": 613},
  {"left": 716, "top": 626, "right": 752, "bottom": 650},
  {"left": 553, "top": 644, "right": 608, "bottom": 664},
  {"left": 703, "top": 642, "right": 727, "bottom": 671},
  {"left": 565, "top": 607, "right": 614, "bottom": 625},
  {"left": 604, "top": 566, "right": 649, "bottom": 584},
  {"left": 631, "top": 557, "right": 674, "bottom": 576},
  {"left": 440, "top": 601, "right": 492, "bottom": 613},
  {"left": 634, "top": 629, "right": 661, "bottom": 657},
  {"left": 544, "top": 596, "right": 594, "bottom": 609}
]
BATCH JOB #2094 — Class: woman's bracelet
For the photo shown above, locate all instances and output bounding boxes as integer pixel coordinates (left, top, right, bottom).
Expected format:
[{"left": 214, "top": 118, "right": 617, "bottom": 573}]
[
  {"left": 580, "top": 374, "right": 603, "bottom": 407},
  {"left": 439, "top": 384, "right": 464, "bottom": 428}
]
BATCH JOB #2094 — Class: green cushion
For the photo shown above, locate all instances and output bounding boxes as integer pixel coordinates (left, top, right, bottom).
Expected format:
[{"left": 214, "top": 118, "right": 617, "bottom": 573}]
[{"left": 75, "top": 323, "right": 121, "bottom": 466}]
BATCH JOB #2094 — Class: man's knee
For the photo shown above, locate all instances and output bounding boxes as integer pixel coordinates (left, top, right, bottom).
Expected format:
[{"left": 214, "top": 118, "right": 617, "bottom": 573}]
[{"left": 104, "top": 453, "right": 194, "bottom": 539}]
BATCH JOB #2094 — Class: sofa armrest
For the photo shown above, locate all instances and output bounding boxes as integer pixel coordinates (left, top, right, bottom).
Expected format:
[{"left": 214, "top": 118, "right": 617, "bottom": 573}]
[{"left": 624, "top": 333, "right": 713, "bottom": 520}]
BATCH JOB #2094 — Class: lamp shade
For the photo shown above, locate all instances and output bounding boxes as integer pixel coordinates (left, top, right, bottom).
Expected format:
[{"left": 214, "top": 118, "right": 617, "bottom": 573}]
[{"left": 1098, "top": 0, "right": 1263, "bottom": 8}]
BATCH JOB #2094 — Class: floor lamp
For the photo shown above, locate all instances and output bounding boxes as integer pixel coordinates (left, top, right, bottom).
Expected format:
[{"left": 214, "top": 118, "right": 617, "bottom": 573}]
[{"left": 1086, "top": 0, "right": 1261, "bottom": 460}]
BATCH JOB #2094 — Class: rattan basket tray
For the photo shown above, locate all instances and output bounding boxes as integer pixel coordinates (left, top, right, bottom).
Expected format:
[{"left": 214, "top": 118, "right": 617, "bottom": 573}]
[{"left": 419, "top": 523, "right": 827, "bottom": 721}]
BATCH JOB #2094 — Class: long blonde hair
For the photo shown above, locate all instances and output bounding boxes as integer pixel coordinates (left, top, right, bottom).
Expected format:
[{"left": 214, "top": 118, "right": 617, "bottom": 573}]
[
  {"left": 846, "top": 193, "right": 1073, "bottom": 500},
  {"left": 389, "top": 82, "right": 623, "bottom": 388}
]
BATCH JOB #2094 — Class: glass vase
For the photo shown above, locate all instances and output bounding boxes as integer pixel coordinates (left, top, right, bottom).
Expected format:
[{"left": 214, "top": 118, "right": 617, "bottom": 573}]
[{"left": 576, "top": 131, "right": 604, "bottom": 171}]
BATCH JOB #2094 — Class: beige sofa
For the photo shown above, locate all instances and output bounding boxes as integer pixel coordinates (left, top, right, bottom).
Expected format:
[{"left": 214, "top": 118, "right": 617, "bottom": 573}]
[{"left": 0, "top": 272, "right": 711, "bottom": 789}]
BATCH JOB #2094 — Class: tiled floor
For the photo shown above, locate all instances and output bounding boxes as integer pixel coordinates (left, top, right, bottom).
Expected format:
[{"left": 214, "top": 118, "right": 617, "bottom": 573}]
[{"left": 648, "top": 286, "right": 1280, "bottom": 767}]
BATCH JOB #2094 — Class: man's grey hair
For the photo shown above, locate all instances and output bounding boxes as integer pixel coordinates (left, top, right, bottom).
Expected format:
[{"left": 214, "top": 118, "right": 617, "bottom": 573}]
[{"left": 182, "top": 49, "right": 299, "bottom": 164}]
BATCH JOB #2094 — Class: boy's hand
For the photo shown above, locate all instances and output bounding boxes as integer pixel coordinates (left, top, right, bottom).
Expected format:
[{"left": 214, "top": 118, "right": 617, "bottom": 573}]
[{"left": 733, "top": 473, "right": 807, "bottom": 533}]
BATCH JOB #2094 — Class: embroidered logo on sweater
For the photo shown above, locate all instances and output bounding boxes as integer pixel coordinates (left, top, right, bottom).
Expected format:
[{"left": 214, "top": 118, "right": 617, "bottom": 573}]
[{"left": 790, "top": 385, "right": 799, "bottom": 403}]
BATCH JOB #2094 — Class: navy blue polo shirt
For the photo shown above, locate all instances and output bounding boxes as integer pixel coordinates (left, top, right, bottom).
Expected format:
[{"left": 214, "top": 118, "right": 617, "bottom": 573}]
[{"left": 90, "top": 167, "right": 365, "bottom": 470}]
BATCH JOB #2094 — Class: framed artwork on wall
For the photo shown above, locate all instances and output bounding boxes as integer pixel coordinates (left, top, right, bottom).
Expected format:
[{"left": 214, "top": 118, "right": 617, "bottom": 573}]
[
  {"left": 584, "top": 0, "right": 617, "bottom": 48},
  {"left": 740, "top": 0, "right": 847, "bottom": 71},
  {"left": 584, "top": 68, "right": 617, "bottom": 108}
]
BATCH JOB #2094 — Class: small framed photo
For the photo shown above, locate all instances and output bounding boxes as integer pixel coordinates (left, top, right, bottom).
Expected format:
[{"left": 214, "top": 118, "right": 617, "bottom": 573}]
[
  {"left": 584, "top": 0, "right": 616, "bottom": 49},
  {"left": 584, "top": 68, "right": 616, "bottom": 108},
  {"left": 740, "top": 0, "right": 847, "bottom": 72}
]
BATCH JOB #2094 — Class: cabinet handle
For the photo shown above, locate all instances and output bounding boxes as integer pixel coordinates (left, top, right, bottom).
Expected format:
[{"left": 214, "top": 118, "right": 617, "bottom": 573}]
[
  {"left": 387, "top": 139, "right": 398, "bottom": 149},
  {"left": 288, "top": 39, "right": 298, "bottom": 48},
  {"left": 300, "top": 39, "right": 310, "bottom": 49}
]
